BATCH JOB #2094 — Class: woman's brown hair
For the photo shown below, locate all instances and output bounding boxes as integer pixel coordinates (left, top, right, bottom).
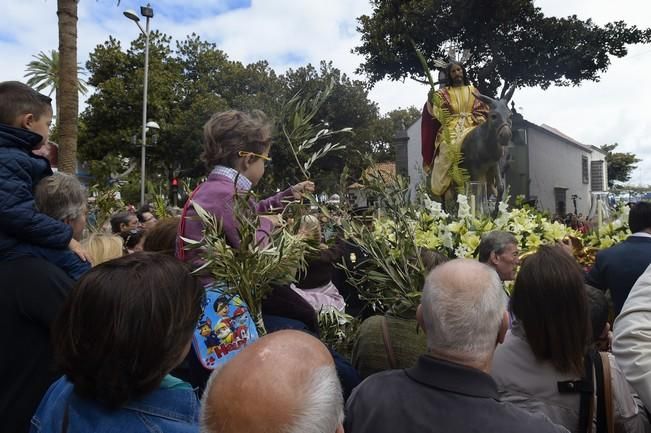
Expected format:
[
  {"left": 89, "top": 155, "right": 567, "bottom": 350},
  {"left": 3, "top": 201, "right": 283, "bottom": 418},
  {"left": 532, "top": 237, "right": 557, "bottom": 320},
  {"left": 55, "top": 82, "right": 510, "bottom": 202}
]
[
  {"left": 201, "top": 110, "right": 272, "bottom": 168},
  {"left": 511, "top": 245, "right": 590, "bottom": 376},
  {"left": 143, "top": 217, "right": 180, "bottom": 256},
  {"left": 52, "top": 252, "right": 204, "bottom": 408}
]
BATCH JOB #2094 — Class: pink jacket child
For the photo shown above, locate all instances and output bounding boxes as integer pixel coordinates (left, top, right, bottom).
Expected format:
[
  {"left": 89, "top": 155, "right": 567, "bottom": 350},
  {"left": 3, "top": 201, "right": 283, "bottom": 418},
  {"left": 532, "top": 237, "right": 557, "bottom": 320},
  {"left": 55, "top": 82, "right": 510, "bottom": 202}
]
[
  {"left": 179, "top": 170, "right": 295, "bottom": 262},
  {"left": 177, "top": 110, "right": 314, "bottom": 260}
]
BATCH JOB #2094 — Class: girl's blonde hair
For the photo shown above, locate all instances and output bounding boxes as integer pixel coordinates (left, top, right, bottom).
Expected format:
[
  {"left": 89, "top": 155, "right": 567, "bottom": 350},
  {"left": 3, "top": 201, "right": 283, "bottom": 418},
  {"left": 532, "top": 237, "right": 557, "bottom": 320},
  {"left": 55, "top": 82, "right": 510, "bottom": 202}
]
[
  {"left": 298, "top": 214, "right": 322, "bottom": 242},
  {"left": 201, "top": 110, "right": 272, "bottom": 168},
  {"left": 82, "top": 233, "right": 124, "bottom": 266}
]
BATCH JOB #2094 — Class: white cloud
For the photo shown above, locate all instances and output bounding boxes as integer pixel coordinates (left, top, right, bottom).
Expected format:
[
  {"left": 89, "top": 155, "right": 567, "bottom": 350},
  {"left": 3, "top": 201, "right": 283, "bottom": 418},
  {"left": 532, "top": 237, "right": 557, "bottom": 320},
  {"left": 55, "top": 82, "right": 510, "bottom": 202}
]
[{"left": 2, "top": 0, "right": 651, "bottom": 183}]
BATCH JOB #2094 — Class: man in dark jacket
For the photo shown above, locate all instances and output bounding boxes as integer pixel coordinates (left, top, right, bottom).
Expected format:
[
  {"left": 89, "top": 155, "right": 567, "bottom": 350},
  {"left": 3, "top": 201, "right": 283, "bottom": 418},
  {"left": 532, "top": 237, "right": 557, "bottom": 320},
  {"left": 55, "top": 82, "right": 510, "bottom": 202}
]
[
  {"left": 587, "top": 202, "right": 651, "bottom": 315},
  {"left": 0, "top": 256, "right": 73, "bottom": 432},
  {"left": 345, "top": 259, "right": 568, "bottom": 433}
]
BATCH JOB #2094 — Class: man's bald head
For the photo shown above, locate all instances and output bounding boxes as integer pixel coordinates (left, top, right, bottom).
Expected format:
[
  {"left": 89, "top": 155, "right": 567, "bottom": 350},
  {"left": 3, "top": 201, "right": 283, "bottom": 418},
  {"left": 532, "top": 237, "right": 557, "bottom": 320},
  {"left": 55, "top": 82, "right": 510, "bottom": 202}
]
[
  {"left": 419, "top": 259, "right": 507, "bottom": 365},
  {"left": 201, "top": 330, "right": 344, "bottom": 433}
]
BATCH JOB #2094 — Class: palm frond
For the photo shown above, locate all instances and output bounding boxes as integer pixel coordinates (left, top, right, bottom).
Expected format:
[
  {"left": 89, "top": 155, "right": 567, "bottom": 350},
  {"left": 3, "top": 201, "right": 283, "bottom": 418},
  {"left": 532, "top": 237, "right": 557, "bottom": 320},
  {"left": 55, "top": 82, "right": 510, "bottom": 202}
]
[
  {"left": 280, "top": 80, "right": 351, "bottom": 180},
  {"left": 187, "top": 195, "right": 315, "bottom": 335},
  {"left": 24, "top": 49, "right": 89, "bottom": 97}
]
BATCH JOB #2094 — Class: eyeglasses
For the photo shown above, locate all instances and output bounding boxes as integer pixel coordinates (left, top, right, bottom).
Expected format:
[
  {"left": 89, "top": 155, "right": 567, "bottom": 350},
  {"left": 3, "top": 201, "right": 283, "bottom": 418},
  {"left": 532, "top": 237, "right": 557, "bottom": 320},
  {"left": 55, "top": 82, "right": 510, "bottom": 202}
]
[{"left": 238, "top": 151, "right": 272, "bottom": 165}]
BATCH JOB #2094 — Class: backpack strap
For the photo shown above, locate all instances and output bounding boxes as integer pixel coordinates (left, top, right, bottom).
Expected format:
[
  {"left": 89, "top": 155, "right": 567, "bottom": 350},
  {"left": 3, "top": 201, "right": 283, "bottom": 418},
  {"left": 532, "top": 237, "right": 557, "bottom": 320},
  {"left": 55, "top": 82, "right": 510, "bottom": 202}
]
[
  {"left": 559, "top": 353, "right": 594, "bottom": 433},
  {"left": 598, "top": 351, "right": 615, "bottom": 433},
  {"left": 176, "top": 184, "right": 203, "bottom": 261},
  {"left": 381, "top": 316, "right": 397, "bottom": 369}
]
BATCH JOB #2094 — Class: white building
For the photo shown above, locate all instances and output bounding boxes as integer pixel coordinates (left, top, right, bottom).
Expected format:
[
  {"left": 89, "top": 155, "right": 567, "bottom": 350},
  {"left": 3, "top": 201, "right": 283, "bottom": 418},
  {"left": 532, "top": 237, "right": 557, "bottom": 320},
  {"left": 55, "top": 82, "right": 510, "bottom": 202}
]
[{"left": 396, "top": 110, "right": 608, "bottom": 216}]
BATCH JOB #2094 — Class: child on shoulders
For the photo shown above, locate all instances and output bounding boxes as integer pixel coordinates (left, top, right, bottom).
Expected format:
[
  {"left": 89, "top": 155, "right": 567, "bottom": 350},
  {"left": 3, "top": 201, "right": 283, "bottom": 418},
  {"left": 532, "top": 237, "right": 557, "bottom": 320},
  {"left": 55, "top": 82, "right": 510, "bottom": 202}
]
[{"left": 0, "top": 81, "right": 89, "bottom": 278}]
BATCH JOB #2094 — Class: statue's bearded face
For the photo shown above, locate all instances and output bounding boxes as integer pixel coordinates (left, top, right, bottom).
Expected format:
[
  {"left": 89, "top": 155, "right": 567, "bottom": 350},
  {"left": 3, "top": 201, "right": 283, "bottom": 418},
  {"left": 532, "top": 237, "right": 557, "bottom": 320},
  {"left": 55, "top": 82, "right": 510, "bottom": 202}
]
[{"left": 449, "top": 64, "right": 465, "bottom": 86}]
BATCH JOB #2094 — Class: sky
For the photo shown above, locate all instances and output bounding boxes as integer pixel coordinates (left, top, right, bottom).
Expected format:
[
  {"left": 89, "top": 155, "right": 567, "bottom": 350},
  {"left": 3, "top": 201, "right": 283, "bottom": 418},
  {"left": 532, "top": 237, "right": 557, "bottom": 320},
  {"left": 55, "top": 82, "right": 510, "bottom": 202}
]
[{"left": 2, "top": 0, "right": 651, "bottom": 184}]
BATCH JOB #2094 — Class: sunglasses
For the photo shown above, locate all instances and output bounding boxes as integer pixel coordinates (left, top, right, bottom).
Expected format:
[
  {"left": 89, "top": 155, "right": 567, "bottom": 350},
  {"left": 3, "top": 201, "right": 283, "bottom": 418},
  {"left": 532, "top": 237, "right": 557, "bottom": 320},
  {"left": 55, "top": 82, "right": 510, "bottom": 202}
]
[
  {"left": 238, "top": 151, "right": 272, "bottom": 166},
  {"left": 122, "top": 228, "right": 143, "bottom": 249}
]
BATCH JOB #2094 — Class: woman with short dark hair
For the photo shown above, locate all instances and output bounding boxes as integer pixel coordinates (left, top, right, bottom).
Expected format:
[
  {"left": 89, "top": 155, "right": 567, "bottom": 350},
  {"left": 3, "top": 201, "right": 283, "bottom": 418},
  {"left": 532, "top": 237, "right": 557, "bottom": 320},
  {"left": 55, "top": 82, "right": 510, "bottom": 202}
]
[
  {"left": 30, "top": 252, "right": 204, "bottom": 432},
  {"left": 492, "top": 246, "right": 648, "bottom": 433}
]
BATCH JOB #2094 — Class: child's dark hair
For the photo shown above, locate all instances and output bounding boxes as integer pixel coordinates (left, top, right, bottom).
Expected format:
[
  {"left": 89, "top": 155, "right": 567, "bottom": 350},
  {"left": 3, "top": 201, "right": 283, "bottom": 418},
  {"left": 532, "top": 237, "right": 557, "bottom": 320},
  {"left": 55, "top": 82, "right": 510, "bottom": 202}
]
[
  {"left": 585, "top": 284, "right": 609, "bottom": 342},
  {"left": 52, "top": 252, "right": 204, "bottom": 408},
  {"left": 628, "top": 201, "right": 651, "bottom": 233},
  {"left": 0, "top": 81, "right": 52, "bottom": 126},
  {"left": 201, "top": 110, "right": 272, "bottom": 168}
]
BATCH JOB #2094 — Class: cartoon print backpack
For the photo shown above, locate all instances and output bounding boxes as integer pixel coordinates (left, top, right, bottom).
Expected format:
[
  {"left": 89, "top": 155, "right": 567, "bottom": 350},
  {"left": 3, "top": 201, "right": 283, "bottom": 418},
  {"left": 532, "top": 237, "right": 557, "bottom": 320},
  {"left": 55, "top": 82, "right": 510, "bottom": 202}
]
[
  {"left": 177, "top": 185, "right": 259, "bottom": 370},
  {"left": 193, "top": 282, "right": 259, "bottom": 369}
]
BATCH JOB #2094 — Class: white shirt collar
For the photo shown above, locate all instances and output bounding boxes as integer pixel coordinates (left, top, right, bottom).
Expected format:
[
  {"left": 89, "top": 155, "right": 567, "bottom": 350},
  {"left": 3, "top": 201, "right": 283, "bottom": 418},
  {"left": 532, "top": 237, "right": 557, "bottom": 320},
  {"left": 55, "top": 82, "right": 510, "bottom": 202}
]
[
  {"left": 631, "top": 232, "right": 651, "bottom": 239},
  {"left": 211, "top": 165, "right": 252, "bottom": 191}
]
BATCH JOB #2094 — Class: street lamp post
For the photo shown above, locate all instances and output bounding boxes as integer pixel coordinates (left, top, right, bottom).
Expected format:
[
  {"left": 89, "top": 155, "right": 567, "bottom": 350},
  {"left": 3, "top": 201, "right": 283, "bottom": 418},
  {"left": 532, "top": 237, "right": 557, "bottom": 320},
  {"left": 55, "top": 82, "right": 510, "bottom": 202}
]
[{"left": 124, "top": 4, "right": 155, "bottom": 207}]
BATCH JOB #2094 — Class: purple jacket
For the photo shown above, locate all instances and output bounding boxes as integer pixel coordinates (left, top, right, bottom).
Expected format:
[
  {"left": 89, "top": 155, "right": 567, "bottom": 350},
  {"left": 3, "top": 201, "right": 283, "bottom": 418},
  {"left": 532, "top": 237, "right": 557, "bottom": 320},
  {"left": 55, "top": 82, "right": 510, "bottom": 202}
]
[
  {"left": 179, "top": 173, "right": 294, "bottom": 260},
  {"left": 178, "top": 172, "right": 319, "bottom": 333}
]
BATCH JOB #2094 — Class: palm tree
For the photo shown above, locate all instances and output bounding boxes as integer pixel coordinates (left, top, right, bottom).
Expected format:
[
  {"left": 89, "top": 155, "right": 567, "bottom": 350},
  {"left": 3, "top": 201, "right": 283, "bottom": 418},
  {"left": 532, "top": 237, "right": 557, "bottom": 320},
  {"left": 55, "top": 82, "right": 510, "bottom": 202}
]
[
  {"left": 24, "top": 49, "right": 88, "bottom": 122},
  {"left": 56, "top": 0, "right": 80, "bottom": 174},
  {"left": 56, "top": 0, "right": 120, "bottom": 174}
]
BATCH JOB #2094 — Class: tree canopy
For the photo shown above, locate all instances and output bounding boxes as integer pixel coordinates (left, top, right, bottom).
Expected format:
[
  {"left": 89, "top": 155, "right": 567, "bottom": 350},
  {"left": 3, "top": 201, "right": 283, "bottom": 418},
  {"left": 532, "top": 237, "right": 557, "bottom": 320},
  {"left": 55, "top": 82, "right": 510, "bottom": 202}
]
[
  {"left": 355, "top": 0, "right": 651, "bottom": 97},
  {"left": 79, "top": 34, "right": 402, "bottom": 196},
  {"left": 599, "top": 143, "right": 641, "bottom": 187}
]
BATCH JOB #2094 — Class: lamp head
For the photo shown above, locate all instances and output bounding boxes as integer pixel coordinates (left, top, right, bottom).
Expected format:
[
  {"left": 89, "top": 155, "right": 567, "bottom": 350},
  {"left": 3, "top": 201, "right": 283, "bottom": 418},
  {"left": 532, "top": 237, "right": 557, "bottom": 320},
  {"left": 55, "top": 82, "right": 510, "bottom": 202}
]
[
  {"left": 141, "top": 4, "right": 154, "bottom": 18},
  {"left": 146, "top": 121, "right": 160, "bottom": 130},
  {"left": 123, "top": 9, "right": 140, "bottom": 22}
]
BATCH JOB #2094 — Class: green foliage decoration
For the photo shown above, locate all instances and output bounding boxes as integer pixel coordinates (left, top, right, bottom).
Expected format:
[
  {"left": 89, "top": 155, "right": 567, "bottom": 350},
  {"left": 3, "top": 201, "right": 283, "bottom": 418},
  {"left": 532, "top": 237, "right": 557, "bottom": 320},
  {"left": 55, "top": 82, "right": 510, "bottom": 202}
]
[
  {"left": 339, "top": 160, "right": 427, "bottom": 316},
  {"left": 182, "top": 196, "right": 315, "bottom": 336}
]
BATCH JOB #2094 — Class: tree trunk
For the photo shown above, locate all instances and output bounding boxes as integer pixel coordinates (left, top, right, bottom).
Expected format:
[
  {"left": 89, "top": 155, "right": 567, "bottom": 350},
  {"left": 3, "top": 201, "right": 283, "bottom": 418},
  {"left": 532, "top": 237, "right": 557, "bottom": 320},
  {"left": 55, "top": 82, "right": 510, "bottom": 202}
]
[{"left": 56, "top": 0, "right": 78, "bottom": 174}]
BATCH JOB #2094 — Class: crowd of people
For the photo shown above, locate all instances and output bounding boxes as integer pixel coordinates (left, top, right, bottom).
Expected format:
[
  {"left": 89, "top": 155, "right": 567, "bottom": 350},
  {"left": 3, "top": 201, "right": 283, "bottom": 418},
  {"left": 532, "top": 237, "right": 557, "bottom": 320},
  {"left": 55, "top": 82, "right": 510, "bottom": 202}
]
[{"left": 4, "top": 80, "right": 651, "bottom": 433}]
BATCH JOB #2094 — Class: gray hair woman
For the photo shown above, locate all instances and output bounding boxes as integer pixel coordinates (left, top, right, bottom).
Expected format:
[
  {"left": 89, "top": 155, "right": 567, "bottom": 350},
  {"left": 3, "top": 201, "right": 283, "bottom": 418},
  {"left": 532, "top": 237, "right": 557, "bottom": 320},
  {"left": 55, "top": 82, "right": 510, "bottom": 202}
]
[{"left": 35, "top": 172, "right": 88, "bottom": 241}]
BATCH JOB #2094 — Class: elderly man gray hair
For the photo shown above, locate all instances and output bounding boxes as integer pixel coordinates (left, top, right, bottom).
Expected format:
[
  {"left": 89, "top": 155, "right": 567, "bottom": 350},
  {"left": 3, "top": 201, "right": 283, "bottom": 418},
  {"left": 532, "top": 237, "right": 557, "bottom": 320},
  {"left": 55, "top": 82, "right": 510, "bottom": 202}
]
[
  {"left": 478, "top": 230, "right": 520, "bottom": 281},
  {"left": 419, "top": 259, "right": 508, "bottom": 367},
  {"left": 344, "top": 259, "right": 569, "bottom": 433},
  {"left": 201, "top": 330, "right": 344, "bottom": 433}
]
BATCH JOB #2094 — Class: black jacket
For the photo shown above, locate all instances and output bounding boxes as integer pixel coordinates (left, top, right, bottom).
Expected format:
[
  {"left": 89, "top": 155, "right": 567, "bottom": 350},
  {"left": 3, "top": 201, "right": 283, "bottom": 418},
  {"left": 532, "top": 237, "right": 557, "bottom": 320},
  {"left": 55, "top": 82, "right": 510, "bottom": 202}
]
[
  {"left": 345, "top": 355, "right": 569, "bottom": 433},
  {"left": 0, "top": 256, "right": 73, "bottom": 432}
]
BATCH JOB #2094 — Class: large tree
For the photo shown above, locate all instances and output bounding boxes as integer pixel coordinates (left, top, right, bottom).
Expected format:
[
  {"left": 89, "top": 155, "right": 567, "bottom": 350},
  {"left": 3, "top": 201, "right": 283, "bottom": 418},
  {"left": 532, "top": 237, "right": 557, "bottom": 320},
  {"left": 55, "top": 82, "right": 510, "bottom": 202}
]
[
  {"left": 80, "top": 34, "right": 228, "bottom": 183},
  {"left": 355, "top": 0, "right": 651, "bottom": 97},
  {"left": 80, "top": 34, "right": 290, "bottom": 188},
  {"left": 81, "top": 35, "right": 387, "bottom": 195},
  {"left": 599, "top": 143, "right": 641, "bottom": 187}
]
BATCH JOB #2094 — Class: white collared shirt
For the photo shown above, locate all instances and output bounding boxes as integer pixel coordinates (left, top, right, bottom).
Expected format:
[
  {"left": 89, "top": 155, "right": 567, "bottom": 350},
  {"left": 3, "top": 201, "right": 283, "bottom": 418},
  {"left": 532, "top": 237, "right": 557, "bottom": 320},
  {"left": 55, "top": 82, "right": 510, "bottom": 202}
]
[
  {"left": 630, "top": 232, "right": 651, "bottom": 239},
  {"left": 211, "top": 165, "right": 252, "bottom": 191}
]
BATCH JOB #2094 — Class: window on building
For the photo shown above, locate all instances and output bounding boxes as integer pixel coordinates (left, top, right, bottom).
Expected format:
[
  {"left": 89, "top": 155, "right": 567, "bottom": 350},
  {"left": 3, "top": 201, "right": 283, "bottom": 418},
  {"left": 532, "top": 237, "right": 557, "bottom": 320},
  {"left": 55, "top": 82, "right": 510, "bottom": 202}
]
[
  {"left": 591, "top": 160, "right": 605, "bottom": 191},
  {"left": 582, "top": 156, "right": 589, "bottom": 184},
  {"left": 554, "top": 188, "right": 567, "bottom": 217}
]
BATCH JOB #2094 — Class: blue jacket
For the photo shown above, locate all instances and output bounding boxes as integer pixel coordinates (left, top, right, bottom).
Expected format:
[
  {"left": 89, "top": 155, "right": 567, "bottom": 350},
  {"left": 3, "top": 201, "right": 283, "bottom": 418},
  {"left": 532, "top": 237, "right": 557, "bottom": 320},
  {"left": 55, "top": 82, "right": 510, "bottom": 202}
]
[
  {"left": 30, "top": 376, "right": 200, "bottom": 433},
  {"left": 0, "top": 124, "right": 72, "bottom": 254},
  {"left": 586, "top": 235, "right": 651, "bottom": 315}
]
